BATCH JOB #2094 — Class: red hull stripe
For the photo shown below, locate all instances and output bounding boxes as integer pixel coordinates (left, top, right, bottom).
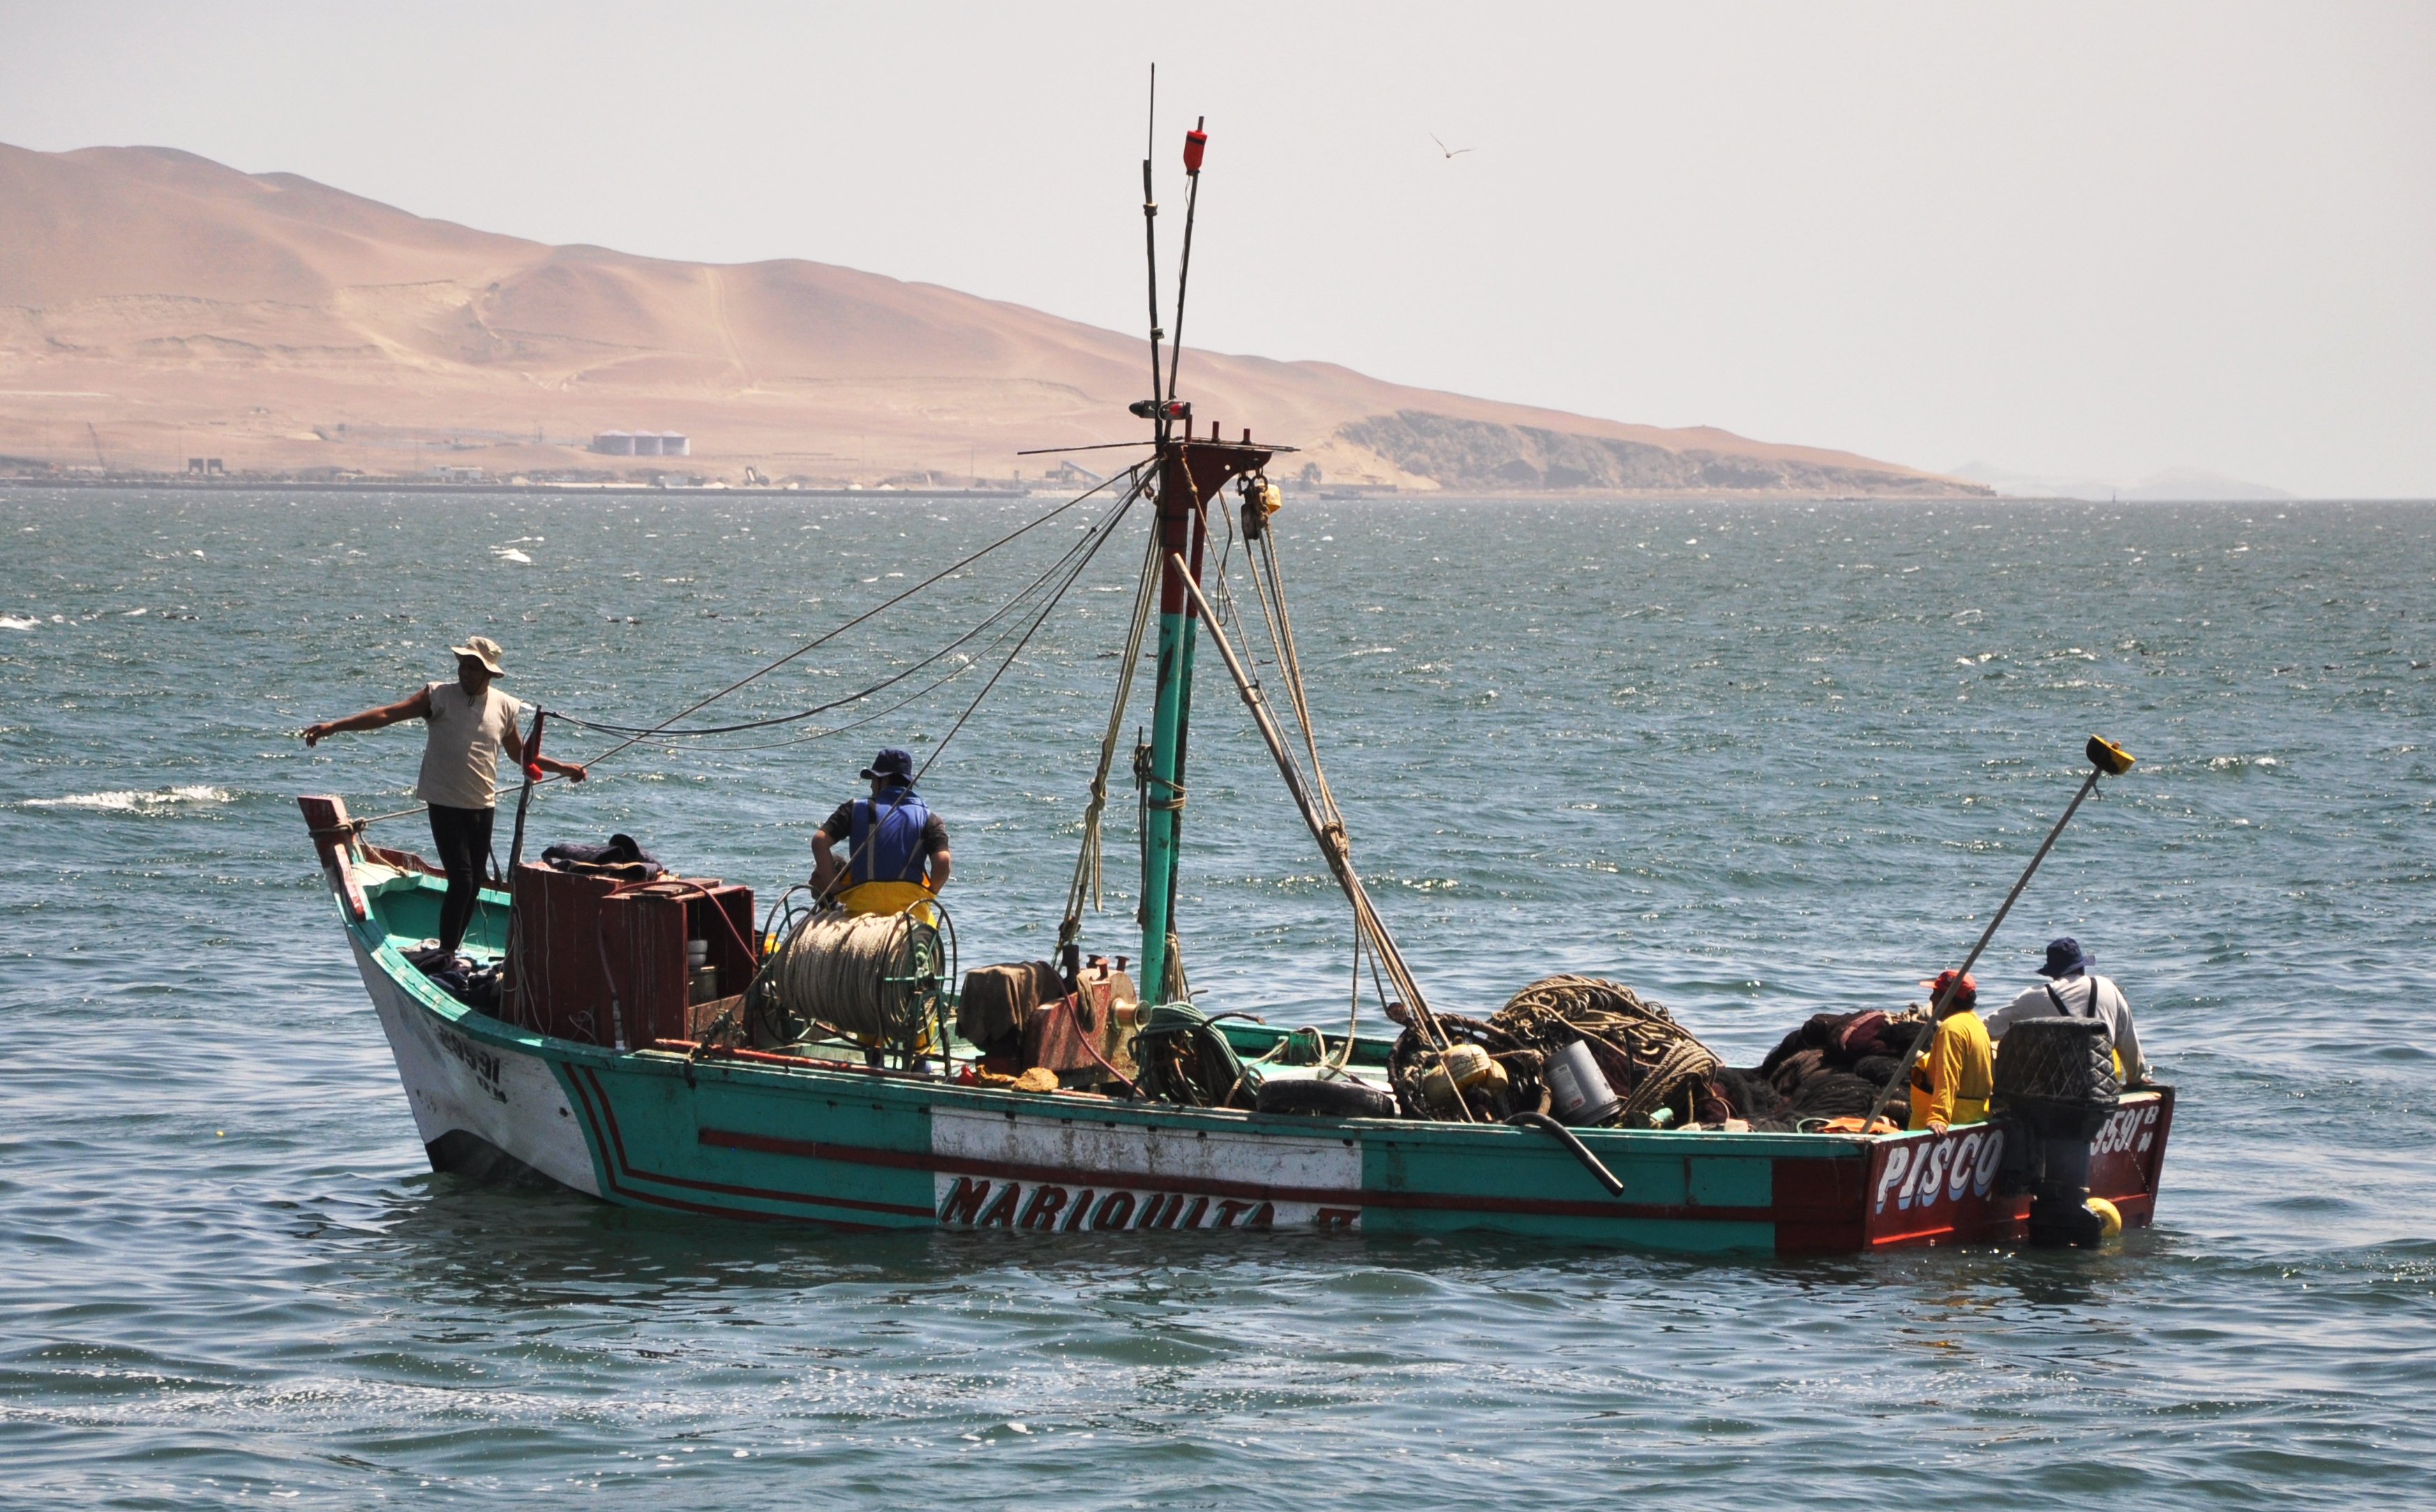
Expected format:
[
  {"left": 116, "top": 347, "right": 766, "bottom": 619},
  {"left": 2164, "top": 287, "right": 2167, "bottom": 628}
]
[{"left": 568, "top": 1068, "right": 929, "bottom": 1222}]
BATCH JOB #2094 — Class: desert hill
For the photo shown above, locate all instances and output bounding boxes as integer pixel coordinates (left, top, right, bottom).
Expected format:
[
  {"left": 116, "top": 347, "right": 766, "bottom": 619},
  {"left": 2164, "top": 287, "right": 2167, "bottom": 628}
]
[{"left": 0, "top": 142, "right": 1982, "bottom": 494}]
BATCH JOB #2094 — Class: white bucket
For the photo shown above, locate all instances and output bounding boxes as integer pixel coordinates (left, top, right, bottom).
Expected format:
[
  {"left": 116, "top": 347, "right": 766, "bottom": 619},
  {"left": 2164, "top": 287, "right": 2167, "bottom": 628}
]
[{"left": 1546, "top": 1040, "right": 1622, "bottom": 1126}]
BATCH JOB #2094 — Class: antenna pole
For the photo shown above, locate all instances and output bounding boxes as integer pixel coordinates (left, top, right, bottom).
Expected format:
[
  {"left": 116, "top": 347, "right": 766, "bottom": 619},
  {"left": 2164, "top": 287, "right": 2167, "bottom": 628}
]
[
  {"left": 1140, "top": 66, "right": 1167, "bottom": 446},
  {"left": 1165, "top": 116, "right": 1206, "bottom": 405}
]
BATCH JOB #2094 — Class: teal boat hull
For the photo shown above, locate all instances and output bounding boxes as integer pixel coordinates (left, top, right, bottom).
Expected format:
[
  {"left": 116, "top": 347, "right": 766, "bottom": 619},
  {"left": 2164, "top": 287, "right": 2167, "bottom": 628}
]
[{"left": 319, "top": 826, "right": 2173, "bottom": 1255}]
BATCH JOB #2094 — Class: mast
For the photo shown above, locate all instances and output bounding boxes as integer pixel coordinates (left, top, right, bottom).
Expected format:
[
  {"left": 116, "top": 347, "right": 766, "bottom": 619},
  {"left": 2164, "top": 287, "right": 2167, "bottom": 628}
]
[
  {"left": 1126, "top": 110, "right": 1269, "bottom": 1004},
  {"left": 1137, "top": 431, "right": 1265, "bottom": 1003}
]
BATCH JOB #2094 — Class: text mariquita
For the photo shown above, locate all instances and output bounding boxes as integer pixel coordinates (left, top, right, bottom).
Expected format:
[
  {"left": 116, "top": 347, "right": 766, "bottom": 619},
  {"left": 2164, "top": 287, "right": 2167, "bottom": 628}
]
[{"left": 934, "top": 1176, "right": 1357, "bottom": 1232}]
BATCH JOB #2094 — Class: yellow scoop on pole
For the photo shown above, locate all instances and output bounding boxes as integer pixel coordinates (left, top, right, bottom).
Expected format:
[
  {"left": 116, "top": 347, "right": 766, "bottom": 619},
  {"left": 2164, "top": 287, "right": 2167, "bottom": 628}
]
[
  {"left": 2088, "top": 735, "right": 2136, "bottom": 777},
  {"left": 1860, "top": 735, "right": 2137, "bottom": 1132}
]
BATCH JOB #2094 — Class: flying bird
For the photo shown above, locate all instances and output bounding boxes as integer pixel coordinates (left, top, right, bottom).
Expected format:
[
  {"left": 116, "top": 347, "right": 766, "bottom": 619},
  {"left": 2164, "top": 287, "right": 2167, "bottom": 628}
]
[{"left": 1430, "top": 133, "right": 1475, "bottom": 159}]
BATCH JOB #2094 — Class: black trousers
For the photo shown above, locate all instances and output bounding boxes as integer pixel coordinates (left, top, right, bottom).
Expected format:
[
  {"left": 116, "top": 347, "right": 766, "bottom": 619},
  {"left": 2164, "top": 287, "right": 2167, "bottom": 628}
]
[{"left": 426, "top": 803, "right": 495, "bottom": 955}]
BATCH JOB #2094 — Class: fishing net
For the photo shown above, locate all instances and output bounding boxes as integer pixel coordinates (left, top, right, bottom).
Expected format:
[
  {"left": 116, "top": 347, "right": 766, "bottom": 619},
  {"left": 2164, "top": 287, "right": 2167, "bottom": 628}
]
[
  {"left": 1743, "top": 1005, "right": 1931, "bottom": 1130},
  {"left": 1385, "top": 1011, "right": 1539, "bottom": 1122},
  {"left": 1388, "top": 975, "right": 1729, "bottom": 1127}
]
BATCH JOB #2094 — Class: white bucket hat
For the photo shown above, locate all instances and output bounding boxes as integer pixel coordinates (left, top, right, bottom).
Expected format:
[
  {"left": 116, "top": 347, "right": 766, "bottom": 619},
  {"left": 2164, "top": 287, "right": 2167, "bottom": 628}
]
[{"left": 449, "top": 636, "right": 507, "bottom": 675}]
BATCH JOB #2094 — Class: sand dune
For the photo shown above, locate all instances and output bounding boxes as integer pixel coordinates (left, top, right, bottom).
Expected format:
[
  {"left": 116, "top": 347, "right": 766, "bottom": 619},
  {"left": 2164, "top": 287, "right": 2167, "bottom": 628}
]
[{"left": 0, "top": 142, "right": 1980, "bottom": 493}]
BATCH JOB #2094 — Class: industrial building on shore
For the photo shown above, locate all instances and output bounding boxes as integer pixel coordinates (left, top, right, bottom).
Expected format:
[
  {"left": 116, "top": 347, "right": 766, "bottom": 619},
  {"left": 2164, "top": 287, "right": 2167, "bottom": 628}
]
[{"left": 590, "top": 431, "right": 689, "bottom": 457}]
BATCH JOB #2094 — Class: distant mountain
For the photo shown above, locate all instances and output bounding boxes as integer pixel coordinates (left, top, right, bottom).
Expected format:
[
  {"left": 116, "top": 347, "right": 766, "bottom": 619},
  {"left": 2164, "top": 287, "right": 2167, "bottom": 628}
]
[
  {"left": 1950, "top": 461, "right": 2294, "bottom": 503},
  {"left": 0, "top": 142, "right": 1982, "bottom": 493}
]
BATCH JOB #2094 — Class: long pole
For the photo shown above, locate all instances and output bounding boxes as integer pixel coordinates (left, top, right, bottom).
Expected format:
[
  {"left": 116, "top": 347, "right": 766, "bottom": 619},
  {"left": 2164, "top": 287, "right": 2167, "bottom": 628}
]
[
  {"left": 500, "top": 710, "right": 546, "bottom": 1026},
  {"left": 1862, "top": 737, "right": 2134, "bottom": 1130},
  {"left": 1139, "top": 67, "right": 1166, "bottom": 447},
  {"left": 1172, "top": 559, "right": 1467, "bottom": 1101},
  {"left": 1164, "top": 117, "right": 1205, "bottom": 405},
  {"left": 507, "top": 710, "right": 545, "bottom": 875}
]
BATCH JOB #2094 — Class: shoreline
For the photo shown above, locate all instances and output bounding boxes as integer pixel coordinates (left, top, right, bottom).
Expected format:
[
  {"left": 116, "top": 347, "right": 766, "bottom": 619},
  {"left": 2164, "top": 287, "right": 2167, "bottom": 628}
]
[{"left": 0, "top": 476, "right": 2052, "bottom": 503}]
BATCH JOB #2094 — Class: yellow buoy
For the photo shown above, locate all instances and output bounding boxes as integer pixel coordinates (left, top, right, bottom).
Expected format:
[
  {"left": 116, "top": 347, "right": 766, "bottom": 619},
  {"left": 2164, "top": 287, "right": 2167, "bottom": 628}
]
[{"left": 2085, "top": 1196, "right": 2123, "bottom": 1240}]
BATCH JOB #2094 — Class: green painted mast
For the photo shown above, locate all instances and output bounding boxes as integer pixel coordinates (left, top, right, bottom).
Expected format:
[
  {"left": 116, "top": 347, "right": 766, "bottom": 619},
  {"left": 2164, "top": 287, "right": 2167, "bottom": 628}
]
[
  {"left": 1136, "top": 458, "right": 1198, "bottom": 1004},
  {"left": 1130, "top": 104, "right": 1268, "bottom": 1004},
  {"left": 1136, "top": 435, "right": 1267, "bottom": 1005}
]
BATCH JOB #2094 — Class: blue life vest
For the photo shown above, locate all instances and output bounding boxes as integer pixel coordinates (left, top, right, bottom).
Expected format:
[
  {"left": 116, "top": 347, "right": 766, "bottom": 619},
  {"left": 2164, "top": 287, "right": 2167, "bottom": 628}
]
[{"left": 849, "top": 785, "right": 934, "bottom": 886}]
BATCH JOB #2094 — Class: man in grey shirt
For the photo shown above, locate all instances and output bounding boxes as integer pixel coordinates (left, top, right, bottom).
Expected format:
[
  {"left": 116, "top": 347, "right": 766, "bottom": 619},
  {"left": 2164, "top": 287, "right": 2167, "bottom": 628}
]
[
  {"left": 1985, "top": 936, "right": 2154, "bottom": 1085},
  {"left": 304, "top": 636, "right": 586, "bottom": 963}
]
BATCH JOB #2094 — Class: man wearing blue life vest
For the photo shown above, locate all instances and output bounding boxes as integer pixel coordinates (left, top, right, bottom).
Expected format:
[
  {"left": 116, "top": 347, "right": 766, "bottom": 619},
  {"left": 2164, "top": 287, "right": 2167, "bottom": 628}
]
[{"left": 809, "top": 748, "right": 952, "bottom": 900}]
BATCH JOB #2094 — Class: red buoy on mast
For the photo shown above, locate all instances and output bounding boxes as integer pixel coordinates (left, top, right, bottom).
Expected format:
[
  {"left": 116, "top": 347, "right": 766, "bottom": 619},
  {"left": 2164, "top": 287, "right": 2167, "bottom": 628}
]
[{"left": 1183, "top": 117, "right": 1207, "bottom": 175}]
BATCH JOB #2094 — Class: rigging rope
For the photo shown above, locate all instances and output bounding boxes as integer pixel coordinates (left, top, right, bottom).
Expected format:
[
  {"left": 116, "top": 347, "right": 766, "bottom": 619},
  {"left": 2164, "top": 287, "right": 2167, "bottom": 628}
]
[
  {"left": 334, "top": 473, "right": 1146, "bottom": 831},
  {"left": 568, "top": 470, "right": 1139, "bottom": 767},
  {"left": 913, "top": 482, "right": 1139, "bottom": 785},
  {"left": 801, "top": 479, "right": 1144, "bottom": 901},
  {"left": 553, "top": 470, "right": 1148, "bottom": 743},
  {"left": 1059, "top": 521, "right": 1163, "bottom": 942},
  {"left": 1207, "top": 486, "right": 1391, "bottom": 1044},
  {"left": 552, "top": 479, "right": 1145, "bottom": 758}
]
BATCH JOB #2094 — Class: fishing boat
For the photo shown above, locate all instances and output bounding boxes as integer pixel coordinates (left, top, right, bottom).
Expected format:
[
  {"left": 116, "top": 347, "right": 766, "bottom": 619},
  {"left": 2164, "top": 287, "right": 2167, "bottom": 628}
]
[{"left": 297, "top": 114, "right": 2173, "bottom": 1255}]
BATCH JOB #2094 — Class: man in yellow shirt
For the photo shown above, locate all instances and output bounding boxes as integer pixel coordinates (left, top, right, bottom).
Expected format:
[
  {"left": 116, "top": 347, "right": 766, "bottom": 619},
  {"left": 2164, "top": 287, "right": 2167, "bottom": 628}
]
[{"left": 1909, "top": 968, "right": 1994, "bottom": 1133}]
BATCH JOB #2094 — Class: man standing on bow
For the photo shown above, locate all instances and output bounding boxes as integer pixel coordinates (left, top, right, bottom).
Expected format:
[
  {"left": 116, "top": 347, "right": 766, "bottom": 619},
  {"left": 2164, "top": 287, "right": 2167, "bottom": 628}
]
[
  {"left": 809, "top": 748, "right": 951, "bottom": 900},
  {"left": 1986, "top": 936, "right": 2155, "bottom": 1085},
  {"left": 302, "top": 636, "right": 587, "bottom": 964}
]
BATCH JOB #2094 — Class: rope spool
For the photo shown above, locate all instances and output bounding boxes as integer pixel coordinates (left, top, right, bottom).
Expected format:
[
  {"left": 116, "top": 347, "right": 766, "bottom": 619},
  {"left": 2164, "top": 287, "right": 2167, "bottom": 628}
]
[{"left": 761, "top": 908, "right": 946, "bottom": 1056}]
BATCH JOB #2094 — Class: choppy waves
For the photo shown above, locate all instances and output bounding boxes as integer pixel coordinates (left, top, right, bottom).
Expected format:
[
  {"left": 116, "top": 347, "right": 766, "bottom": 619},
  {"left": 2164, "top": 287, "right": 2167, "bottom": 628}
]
[
  {"left": 21, "top": 784, "right": 236, "bottom": 812},
  {"left": 2, "top": 491, "right": 2433, "bottom": 1509}
]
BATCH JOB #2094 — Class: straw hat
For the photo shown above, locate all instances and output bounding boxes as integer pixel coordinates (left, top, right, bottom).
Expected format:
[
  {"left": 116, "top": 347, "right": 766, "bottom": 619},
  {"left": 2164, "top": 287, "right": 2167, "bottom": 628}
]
[{"left": 449, "top": 636, "right": 507, "bottom": 675}]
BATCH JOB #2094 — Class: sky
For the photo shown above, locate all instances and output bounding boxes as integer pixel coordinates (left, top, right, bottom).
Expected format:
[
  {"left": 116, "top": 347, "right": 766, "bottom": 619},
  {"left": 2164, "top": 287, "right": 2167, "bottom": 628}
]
[{"left": 3, "top": 0, "right": 2432, "bottom": 497}]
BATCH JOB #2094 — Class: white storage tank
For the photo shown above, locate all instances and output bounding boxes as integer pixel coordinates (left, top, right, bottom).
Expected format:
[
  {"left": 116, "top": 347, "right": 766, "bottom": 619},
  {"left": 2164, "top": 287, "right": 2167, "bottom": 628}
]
[
  {"left": 633, "top": 433, "right": 664, "bottom": 456},
  {"left": 659, "top": 432, "right": 689, "bottom": 457},
  {"left": 591, "top": 431, "right": 636, "bottom": 456}
]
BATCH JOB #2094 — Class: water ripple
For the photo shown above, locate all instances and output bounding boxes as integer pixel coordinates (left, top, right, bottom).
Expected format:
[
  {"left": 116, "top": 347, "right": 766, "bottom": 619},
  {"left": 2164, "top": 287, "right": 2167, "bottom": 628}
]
[{"left": 2, "top": 491, "right": 2433, "bottom": 1508}]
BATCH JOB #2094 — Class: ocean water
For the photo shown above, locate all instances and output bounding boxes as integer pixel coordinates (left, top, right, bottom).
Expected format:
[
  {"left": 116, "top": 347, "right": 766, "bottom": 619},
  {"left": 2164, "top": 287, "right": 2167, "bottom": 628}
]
[{"left": 2, "top": 487, "right": 2431, "bottom": 1509}]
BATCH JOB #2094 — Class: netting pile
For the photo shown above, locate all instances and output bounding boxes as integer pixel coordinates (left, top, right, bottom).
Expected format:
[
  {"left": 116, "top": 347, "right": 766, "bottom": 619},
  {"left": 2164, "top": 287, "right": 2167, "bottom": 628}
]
[
  {"left": 1738, "top": 1006, "right": 1931, "bottom": 1127},
  {"left": 1388, "top": 975, "right": 1731, "bottom": 1126}
]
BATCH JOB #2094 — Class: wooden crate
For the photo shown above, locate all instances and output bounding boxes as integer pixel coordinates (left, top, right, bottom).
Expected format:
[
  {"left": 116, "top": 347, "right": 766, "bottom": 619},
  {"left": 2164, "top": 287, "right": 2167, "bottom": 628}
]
[
  {"left": 602, "top": 881, "right": 756, "bottom": 1049},
  {"left": 503, "top": 865, "right": 753, "bottom": 1049}
]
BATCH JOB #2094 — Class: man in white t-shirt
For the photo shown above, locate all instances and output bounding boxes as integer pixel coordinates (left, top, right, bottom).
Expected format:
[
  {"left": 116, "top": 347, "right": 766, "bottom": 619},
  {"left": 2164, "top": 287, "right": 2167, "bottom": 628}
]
[
  {"left": 1985, "top": 936, "right": 2155, "bottom": 1086},
  {"left": 303, "top": 636, "right": 587, "bottom": 963}
]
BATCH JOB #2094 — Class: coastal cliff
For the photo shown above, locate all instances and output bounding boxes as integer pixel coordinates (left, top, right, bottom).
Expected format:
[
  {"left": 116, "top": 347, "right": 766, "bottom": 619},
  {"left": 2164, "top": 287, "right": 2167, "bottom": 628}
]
[{"left": 0, "top": 142, "right": 1983, "bottom": 494}]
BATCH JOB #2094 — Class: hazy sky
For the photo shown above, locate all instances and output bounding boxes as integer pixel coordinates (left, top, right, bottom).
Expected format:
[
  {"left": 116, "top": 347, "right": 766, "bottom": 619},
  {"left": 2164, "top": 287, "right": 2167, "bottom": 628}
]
[{"left": 5, "top": 1, "right": 2431, "bottom": 495}]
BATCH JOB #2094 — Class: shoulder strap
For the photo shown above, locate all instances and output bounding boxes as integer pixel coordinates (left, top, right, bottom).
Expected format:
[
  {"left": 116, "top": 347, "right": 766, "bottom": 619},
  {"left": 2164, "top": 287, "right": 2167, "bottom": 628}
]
[{"left": 2046, "top": 982, "right": 2072, "bottom": 1015}]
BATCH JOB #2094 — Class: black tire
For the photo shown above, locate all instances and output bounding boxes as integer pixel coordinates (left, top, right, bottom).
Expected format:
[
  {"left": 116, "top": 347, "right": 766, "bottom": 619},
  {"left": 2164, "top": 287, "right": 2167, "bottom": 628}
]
[{"left": 1255, "top": 1075, "right": 1397, "bottom": 1119}]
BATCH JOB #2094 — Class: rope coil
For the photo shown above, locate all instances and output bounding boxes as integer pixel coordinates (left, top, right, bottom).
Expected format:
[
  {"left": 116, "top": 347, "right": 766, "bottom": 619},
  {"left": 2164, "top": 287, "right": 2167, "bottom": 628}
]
[
  {"left": 762, "top": 910, "right": 943, "bottom": 1051},
  {"left": 1388, "top": 975, "right": 1725, "bottom": 1125}
]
